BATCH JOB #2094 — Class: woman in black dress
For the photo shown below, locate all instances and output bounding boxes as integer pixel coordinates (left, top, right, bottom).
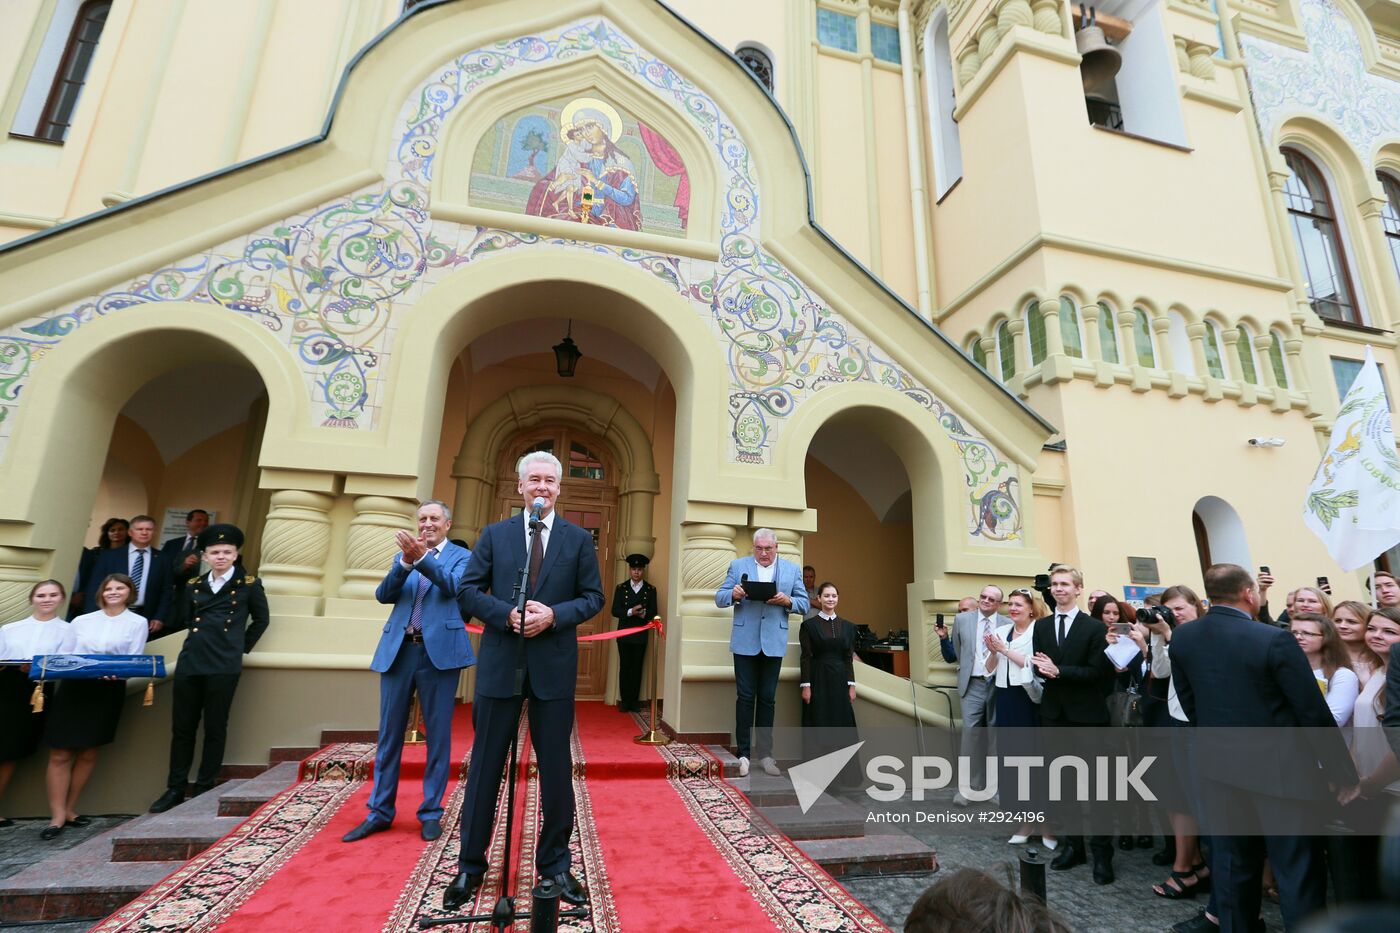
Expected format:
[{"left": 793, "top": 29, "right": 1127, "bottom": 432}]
[
  {"left": 41, "top": 573, "right": 148, "bottom": 840},
  {"left": 68, "top": 518, "right": 128, "bottom": 619},
  {"left": 799, "top": 582, "right": 858, "bottom": 784},
  {"left": 0, "top": 580, "right": 73, "bottom": 826}
]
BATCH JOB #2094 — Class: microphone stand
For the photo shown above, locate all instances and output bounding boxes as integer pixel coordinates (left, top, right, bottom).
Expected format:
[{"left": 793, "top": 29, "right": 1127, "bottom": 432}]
[{"left": 424, "top": 508, "right": 589, "bottom": 932}]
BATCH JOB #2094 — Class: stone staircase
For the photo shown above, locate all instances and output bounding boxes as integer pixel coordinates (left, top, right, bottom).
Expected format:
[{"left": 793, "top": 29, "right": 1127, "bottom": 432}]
[
  {"left": 706, "top": 746, "right": 937, "bottom": 878},
  {"left": 0, "top": 761, "right": 302, "bottom": 923}
]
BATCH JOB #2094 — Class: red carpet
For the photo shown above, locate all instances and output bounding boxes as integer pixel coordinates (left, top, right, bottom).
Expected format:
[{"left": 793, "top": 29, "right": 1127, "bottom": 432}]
[{"left": 90, "top": 702, "right": 890, "bottom": 932}]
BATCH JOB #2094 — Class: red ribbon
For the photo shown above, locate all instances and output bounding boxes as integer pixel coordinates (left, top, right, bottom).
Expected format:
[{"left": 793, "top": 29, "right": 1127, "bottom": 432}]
[{"left": 463, "top": 618, "right": 664, "bottom": 640}]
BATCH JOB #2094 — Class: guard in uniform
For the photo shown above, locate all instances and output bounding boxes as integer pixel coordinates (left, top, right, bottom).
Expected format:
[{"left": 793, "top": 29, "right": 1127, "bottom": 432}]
[
  {"left": 610, "top": 553, "right": 657, "bottom": 713},
  {"left": 148, "top": 524, "right": 269, "bottom": 812}
]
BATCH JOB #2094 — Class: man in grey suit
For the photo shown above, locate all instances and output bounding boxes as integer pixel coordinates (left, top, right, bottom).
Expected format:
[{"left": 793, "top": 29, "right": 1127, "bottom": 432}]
[
  {"left": 936, "top": 585, "right": 1007, "bottom": 805},
  {"left": 716, "top": 529, "right": 809, "bottom": 777}
]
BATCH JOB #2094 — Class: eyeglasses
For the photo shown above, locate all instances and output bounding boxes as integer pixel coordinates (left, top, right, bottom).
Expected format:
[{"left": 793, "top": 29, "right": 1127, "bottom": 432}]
[
  {"left": 1010, "top": 588, "right": 1033, "bottom": 597},
  {"left": 978, "top": 594, "right": 1000, "bottom": 602},
  {"left": 753, "top": 545, "right": 776, "bottom": 552},
  {"left": 1291, "top": 631, "right": 1322, "bottom": 639}
]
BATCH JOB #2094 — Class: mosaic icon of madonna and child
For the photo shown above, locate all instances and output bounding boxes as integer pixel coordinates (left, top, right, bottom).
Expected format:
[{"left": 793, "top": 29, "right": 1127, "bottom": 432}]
[{"left": 469, "top": 95, "right": 690, "bottom": 237}]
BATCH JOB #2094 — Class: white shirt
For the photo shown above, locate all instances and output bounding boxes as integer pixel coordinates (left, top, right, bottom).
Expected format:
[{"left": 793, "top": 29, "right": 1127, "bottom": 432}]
[
  {"left": 127, "top": 542, "right": 154, "bottom": 606},
  {"left": 1051, "top": 606, "right": 1081, "bottom": 641},
  {"left": 973, "top": 612, "right": 998, "bottom": 674},
  {"left": 69, "top": 609, "right": 149, "bottom": 655},
  {"left": 0, "top": 616, "right": 75, "bottom": 661},
  {"left": 1315, "top": 666, "right": 1360, "bottom": 727},
  {"left": 526, "top": 510, "right": 556, "bottom": 556},
  {"left": 1148, "top": 631, "right": 1188, "bottom": 722},
  {"left": 207, "top": 567, "right": 236, "bottom": 595},
  {"left": 630, "top": 580, "right": 644, "bottom": 593},
  {"left": 752, "top": 560, "right": 776, "bottom": 583},
  {"left": 991, "top": 622, "right": 1037, "bottom": 688}
]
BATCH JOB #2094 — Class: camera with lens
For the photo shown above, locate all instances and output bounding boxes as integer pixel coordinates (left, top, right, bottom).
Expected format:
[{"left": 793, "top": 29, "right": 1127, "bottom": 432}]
[
  {"left": 1137, "top": 604, "right": 1175, "bottom": 627},
  {"left": 1032, "top": 566, "right": 1055, "bottom": 606}
]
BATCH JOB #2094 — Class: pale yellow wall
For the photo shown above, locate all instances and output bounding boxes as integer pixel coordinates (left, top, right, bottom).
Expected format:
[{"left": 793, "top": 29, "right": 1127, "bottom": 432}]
[
  {"left": 154, "top": 423, "right": 249, "bottom": 532},
  {"left": 801, "top": 457, "right": 914, "bottom": 634},
  {"left": 814, "top": 54, "right": 872, "bottom": 259},
  {"left": 872, "top": 65, "right": 917, "bottom": 299}
]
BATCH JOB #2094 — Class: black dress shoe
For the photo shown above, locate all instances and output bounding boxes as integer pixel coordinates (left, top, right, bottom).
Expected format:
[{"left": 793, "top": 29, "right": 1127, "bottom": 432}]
[
  {"left": 341, "top": 818, "right": 390, "bottom": 842},
  {"left": 442, "top": 871, "right": 483, "bottom": 911},
  {"left": 1092, "top": 858, "right": 1115, "bottom": 885},
  {"left": 552, "top": 870, "right": 587, "bottom": 905},
  {"left": 148, "top": 789, "right": 185, "bottom": 813},
  {"left": 40, "top": 825, "right": 64, "bottom": 841},
  {"left": 1118, "top": 835, "right": 1133, "bottom": 851},
  {"left": 421, "top": 819, "right": 442, "bottom": 841},
  {"left": 1050, "top": 846, "right": 1086, "bottom": 871},
  {"left": 1171, "top": 911, "right": 1219, "bottom": 933},
  {"left": 65, "top": 815, "right": 92, "bottom": 828}
]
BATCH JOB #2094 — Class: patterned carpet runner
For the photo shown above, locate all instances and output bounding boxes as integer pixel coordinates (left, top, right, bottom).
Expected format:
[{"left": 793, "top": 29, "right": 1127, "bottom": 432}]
[{"left": 87, "top": 702, "right": 889, "bottom": 932}]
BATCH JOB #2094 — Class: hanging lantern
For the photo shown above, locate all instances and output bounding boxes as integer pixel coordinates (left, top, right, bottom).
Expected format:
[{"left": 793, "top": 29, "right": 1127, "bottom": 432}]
[{"left": 553, "top": 321, "right": 582, "bottom": 378}]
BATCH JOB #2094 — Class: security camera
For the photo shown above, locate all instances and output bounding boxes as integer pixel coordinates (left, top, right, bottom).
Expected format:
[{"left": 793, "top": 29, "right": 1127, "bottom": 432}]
[{"left": 1247, "top": 437, "right": 1286, "bottom": 447}]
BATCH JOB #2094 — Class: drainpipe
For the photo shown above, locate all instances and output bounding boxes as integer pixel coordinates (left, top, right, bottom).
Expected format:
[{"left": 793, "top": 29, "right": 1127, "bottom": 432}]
[{"left": 899, "top": 0, "right": 936, "bottom": 318}]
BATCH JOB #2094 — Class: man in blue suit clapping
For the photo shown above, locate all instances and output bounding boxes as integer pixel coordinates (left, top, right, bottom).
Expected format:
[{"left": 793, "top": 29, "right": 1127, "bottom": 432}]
[
  {"left": 716, "top": 529, "right": 809, "bottom": 777},
  {"left": 343, "top": 499, "right": 474, "bottom": 843}
]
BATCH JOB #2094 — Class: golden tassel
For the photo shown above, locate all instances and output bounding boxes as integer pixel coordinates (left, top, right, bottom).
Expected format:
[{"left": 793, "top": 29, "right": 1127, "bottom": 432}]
[
  {"left": 143, "top": 681, "right": 155, "bottom": 707},
  {"left": 30, "top": 682, "right": 44, "bottom": 713}
]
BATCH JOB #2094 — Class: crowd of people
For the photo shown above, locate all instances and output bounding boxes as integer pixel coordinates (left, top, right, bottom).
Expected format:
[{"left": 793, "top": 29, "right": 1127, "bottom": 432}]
[
  {"left": 0, "top": 512, "right": 268, "bottom": 837},
  {"left": 939, "top": 564, "right": 1400, "bottom": 932}
]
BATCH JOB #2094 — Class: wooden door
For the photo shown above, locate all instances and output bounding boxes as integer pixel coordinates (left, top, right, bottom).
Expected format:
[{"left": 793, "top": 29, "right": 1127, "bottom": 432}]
[{"left": 495, "top": 428, "right": 617, "bottom": 699}]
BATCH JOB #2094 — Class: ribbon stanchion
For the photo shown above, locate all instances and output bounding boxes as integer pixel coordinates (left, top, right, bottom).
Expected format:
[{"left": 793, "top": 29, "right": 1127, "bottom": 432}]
[{"left": 634, "top": 616, "right": 669, "bottom": 746}]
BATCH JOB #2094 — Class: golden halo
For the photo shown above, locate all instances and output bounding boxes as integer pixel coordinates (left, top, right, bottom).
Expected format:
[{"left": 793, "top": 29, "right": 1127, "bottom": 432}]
[{"left": 560, "top": 96, "right": 623, "bottom": 142}]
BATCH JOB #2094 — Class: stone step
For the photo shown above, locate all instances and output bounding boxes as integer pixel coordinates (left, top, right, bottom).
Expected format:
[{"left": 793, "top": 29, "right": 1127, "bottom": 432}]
[
  {"left": 796, "top": 831, "right": 939, "bottom": 878},
  {"left": 109, "top": 781, "right": 248, "bottom": 862},
  {"left": 725, "top": 774, "right": 799, "bottom": 807},
  {"left": 216, "top": 761, "right": 300, "bottom": 817},
  {"left": 0, "top": 824, "right": 182, "bottom": 923},
  {"left": 755, "top": 797, "right": 870, "bottom": 840}
]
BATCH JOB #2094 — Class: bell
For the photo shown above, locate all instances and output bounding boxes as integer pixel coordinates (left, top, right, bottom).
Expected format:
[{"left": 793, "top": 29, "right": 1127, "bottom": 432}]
[{"left": 1075, "top": 7, "right": 1121, "bottom": 93}]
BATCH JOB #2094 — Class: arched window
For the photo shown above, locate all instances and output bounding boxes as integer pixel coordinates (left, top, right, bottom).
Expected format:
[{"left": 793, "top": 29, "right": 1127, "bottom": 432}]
[
  {"left": 969, "top": 337, "right": 988, "bottom": 372},
  {"left": 1268, "top": 331, "right": 1289, "bottom": 388},
  {"left": 997, "top": 322, "right": 1015, "bottom": 382},
  {"left": 923, "top": 10, "right": 963, "bottom": 199},
  {"left": 1059, "top": 298, "right": 1083, "bottom": 359},
  {"left": 1132, "top": 308, "right": 1156, "bottom": 367},
  {"left": 34, "top": 0, "right": 110, "bottom": 142},
  {"left": 1282, "top": 148, "right": 1359, "bottom": 324},
  {"left": 1235, "top": 325, "right": 1259, "bottom": 384},
  {"left": 1097, "top": 302, "right": 1119, "bottom": 363},
  {"left": 1202, "top": 321, "right": 1227, "bottom": 379},
  {"left": 1167, "top": 311, "right": 1194, "bottom": 376},
  {"left": 1026, "top": 303, "right": 1047, "bottom": 366},
  {"left": 736, "top": 44, "right": 774, "bottom": 93},
  {"left": 1380, "top": 171, "right": 1400, "bottom": 284}
]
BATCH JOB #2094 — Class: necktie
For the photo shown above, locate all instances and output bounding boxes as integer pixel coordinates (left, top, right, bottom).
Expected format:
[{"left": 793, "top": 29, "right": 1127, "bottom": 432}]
[
  {"left": 528, "top": 525, "right": 544, "bottom": 593},
  {"left": 132, "top": 549, "right": 146, "bottom": 604},
  {"left": 407, "top": 550, "right": 435, "bottom": 634},
  {"left": 1056, "top": 613, "right": 1066, "bottom": 647},
  {"left": 185, "top": 535, "right": 194, "bottom": 550}
]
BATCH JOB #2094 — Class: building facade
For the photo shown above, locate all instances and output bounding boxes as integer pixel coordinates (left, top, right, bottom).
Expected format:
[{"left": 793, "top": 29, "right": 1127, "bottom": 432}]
[{"left": 0, "top": 0, "right": 1397, "bottom": 811}]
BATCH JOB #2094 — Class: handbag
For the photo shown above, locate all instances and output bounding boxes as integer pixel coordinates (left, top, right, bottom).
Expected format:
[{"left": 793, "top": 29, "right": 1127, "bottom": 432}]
[{"left": 1107, "top": 684, "right": 1144, "bottom": 727}]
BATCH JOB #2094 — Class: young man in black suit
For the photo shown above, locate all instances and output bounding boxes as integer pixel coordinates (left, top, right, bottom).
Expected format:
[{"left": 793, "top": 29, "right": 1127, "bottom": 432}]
[
  {"left": 1030, "top": 564, "right": 1115, "bottom": 884},
  {"left": 443, "top": 451, "right": 605, "bottom": 911},
  {"left": 1169, "top": 563, "right": 1358, "bottom": 933}
]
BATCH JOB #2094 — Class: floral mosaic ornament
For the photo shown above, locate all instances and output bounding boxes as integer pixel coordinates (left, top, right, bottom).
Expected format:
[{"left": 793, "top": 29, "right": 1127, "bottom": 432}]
[
  {"left": 1241, "top": 0, "right": 1400, "bottom": 159},
  {"left": 0, "top": 16, "right": 1026, "bottom": 542}
]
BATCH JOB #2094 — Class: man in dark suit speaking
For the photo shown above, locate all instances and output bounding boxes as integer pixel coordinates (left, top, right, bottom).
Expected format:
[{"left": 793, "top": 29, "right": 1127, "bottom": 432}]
[
  {"left": 1170, "top": 563, "right": 1358, "bottom": 933},
  {"left": 443, "top": 451, "right": 605, "bottom": 910}
]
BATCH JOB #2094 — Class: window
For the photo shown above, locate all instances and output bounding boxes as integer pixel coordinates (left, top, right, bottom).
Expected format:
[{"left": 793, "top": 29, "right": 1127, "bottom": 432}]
[
  {"left": 1282, "top": 148, "right": 1359, "bottom": 324},
  {"left": 1097, "top": 302, "right": 1119, "bottom": 363},
  {"left": 568, "top": 442, "right": 605, "bottom": 481},
  {"left": 1026, "top": 304, "right": 1047, "bottom": 366},
  {"left": 817, "top": 8, "right": 858, "bottom": 52},
  {"left": 1076, "top": 2, "right": 1188, "bottom": 146},
  {"left": 1380, "top": 171, "right": 1400, "bottom": 284},
  {"left": 997, "top": 322, "right": 1016, "bottom": 382},
  {"left": 736, "top": 45, "right": 774, "bottom": 93},
  {"left": 924, "top": 11, "right": 962, "bottom": 199},
  {"left": 33, "top": 0, "right": 110, "bottom": 143},
  {"left": 1167, "top": 311, "right": 1194, "bottom": 375},
  {"left": 1235, "top": 326, "right": 1259, "bottom": 384},
  {"left": 871, "top": 22, "right": 901, "bottom": 64},
  {"left": 970, "top": 338, "right": 988, "bottom": 372},
  {"left": 1267, "top": 332, "right": 1289, "bottom": 388},
  {"left": 1132, "top": 308, "right": 1156, "bottom": 367},
  {"left": 1059, "top": 298, "right": 1083, "bottom": 359},
  {"left": 1202, "top": 321, "right": 1226, "bottom": 379}
]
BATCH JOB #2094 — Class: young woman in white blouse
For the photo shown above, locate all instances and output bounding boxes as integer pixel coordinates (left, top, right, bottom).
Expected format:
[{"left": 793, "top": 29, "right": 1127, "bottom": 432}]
[
  {"left": 0, "top": 580, "right": 74, "bottom": 827},
  {"left": 1289, "top": 612, "right": 1358, "bottom": 726},
  {"left": 40, "top": 574, "right": 148, "bottom": 840}
]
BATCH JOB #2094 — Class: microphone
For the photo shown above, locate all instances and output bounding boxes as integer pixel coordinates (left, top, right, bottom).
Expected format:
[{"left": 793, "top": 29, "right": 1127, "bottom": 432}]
[
  {"left": 530, "top": 497, "right": 546, "bottom": 521},
  {"left": 740, "top": 573, "right": 748, "bottom": 586}
]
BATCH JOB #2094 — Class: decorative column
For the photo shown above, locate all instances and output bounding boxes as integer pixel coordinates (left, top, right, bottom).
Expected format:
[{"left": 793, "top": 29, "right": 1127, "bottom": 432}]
[
  {"left": 1031, "top": 0, "right": 1061, "bottom": 35},
  {"left": 1186, "top": 322, "right": 1222, "bottom": 402},
  {"left": 1150, "top": 315, "right": 1175, "bottom": 370},
  {"left": 1221, "top": 326, "right": 1257, "bottom": 405},
  {"left": 978, "top": 335, "right": 999, "bottom": 377},
  {"left": 617, "top": 469, "right": 662, "bottom": 571},
  {"left": 0, "top": 546, "right": 48, "bottom": 624},
  {"left": 1038, "top": 298, "right": 1065, "bottom": 358},
  {"left": 449, "top": 450, "right": 493, "bottom": 546},
  {"left": 1006, "top": 318, "right": 1029, "bottom": 397},
  {"left": 258, "top": 490, "right": 335, "bottom": 608},
  {"left": 1081, "top": 301, "right": 1103, "bottom": 360},
  {"left": 339, "top": 496, "right": 417, "bottom": 599},
  {"left": 1116, "top": 309, "right": 1139, "bottom": 367},
  {"left": 997, "top": 0, "right": 1034, "bottom": 32}
]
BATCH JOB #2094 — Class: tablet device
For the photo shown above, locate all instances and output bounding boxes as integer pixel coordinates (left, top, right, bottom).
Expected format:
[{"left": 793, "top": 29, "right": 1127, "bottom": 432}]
[{"left": 743, "top": 580, "right": 778, "bottom": 602}]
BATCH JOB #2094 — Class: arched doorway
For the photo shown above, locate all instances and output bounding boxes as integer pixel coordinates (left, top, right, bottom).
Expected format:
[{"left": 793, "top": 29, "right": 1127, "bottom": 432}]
[
  {"left": 1192, "top": 496, "right": 1251, "bottom": 579},
  {"left": 493, "top": 425, "right": 620, "bottom": 699}
]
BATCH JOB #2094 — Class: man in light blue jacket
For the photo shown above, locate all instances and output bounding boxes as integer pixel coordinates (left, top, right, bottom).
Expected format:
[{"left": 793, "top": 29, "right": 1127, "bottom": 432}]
[
  {"left": 343, "top": 500, "right": 475, "bottom": 844},
  {"left": 715, "top": 528, "right": 809, "bottom": 777}
]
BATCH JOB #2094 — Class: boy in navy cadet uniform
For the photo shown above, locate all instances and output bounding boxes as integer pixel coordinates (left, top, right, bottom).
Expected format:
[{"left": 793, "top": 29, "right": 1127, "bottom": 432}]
[
  {"left": 148, "top": 524, "right": 269, "bottom": 812},
  {"left": 610, "top": 553, "right": 657, "bottom": 713}
]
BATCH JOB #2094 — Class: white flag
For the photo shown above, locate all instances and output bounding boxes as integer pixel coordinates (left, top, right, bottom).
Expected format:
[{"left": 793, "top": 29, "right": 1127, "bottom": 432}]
[{"left": 1303, "top": 347, "right": 1400, "bottom": 571}]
